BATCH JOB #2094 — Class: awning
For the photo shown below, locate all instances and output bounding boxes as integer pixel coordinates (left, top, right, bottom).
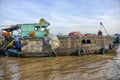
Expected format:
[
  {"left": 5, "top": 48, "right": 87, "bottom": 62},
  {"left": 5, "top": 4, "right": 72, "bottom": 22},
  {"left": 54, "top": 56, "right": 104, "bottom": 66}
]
[{"left": 2, "top": 25, "right": 19, "bottom": 32}]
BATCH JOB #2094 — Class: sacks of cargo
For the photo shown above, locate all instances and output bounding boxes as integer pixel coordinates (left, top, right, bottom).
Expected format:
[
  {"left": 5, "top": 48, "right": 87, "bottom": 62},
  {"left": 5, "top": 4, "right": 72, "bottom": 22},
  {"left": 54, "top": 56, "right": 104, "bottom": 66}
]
[
  {"left": 69, "top": 31, "right": 83, "bottom": 37},
  {"left": 46, "top": 34, "right": 60, "bottom": 50}
]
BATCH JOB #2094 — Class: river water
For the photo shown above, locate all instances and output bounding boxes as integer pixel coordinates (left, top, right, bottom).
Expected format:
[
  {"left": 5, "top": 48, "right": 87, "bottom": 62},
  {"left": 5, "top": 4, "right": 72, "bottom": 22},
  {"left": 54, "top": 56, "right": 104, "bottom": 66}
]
[{"left": 0, "top": 47, "right": 120, "bottom": 80}]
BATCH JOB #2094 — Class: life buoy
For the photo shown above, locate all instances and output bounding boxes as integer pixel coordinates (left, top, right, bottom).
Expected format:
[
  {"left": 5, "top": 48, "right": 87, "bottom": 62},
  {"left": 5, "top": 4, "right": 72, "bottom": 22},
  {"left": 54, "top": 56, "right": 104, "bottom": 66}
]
[
  {"left": 116, "top": 37, "right": 119, "bottom": 43},
  {"left": 48, "top": 52, "right": 51, "bottom": 57},
  {"left": 109, "top": 44, "right": 113, "bottom": 50},
  {"left": 52, "top": 50, "right": 57, "bottom": 57},
  {"left": 51, "top": 50, "right": 57, "bottom": 57},
  {"left": 77, "top": 49, "right": 85, "bottom": 56},
  {"left": 48, "top": 50, "right": 57, "bottom": 57},
  {"left": 100, "top": 48, "right": 106, "bottom": 55}
]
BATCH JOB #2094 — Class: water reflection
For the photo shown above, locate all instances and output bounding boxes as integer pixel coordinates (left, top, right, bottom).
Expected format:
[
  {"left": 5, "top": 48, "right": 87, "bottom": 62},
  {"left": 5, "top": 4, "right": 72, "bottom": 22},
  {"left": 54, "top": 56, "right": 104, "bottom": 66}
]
[
  {"left": 8, "top": 60, "right": 20, "bottom": 80},
  {"left": 104, "top": 46, "right": 120, "bottom": 80},
  {"left": 0, "top": 69, "right": 4, "bottom": 80},
  {"left": 0, "top": 46, "right": 120, "bottom": 80},
  {"left": 0, "top": 57, "right": 20, "bottom": 80}
]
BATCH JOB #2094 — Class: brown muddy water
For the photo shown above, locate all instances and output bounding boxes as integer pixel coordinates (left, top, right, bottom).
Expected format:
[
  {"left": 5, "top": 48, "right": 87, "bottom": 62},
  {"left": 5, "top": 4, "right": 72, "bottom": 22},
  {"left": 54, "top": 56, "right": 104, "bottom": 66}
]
[{"left": 0, "top": 47, "right": 120, "bottom": 80}]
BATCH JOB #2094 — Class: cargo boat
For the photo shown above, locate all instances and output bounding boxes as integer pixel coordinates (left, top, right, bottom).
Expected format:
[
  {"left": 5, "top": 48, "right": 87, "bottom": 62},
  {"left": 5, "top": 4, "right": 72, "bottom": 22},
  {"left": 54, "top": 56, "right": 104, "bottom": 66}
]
[
  {"left": 0, "top": 19, "right": 119, "bottom": 57},
  {"left": 56, "top": 36, "right": 117, "bottom": 56}
]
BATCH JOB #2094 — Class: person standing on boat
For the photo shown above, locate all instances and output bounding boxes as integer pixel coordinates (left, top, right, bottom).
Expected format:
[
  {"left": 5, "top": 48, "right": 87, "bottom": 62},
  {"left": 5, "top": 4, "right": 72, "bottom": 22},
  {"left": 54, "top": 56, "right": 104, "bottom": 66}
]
[{"left": 98, "top": 30, "right": 103, "bottom": 36}]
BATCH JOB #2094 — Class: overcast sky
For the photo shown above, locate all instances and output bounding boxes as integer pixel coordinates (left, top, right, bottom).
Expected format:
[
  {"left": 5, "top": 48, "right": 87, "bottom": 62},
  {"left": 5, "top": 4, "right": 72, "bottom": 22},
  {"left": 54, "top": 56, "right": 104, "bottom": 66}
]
[{"left": 0, "top": 0, "right": 120, "bottom": 35}]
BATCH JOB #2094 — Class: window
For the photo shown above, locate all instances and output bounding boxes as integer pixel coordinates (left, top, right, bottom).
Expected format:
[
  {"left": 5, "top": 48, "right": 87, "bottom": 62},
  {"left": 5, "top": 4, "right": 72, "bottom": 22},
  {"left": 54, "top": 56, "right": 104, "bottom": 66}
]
[
  {"left": 87, "top": 39, "right": 91, "bottom": 44},
  {"left": 35, "top": 26, "right": 40, "bottom": 31},
  {"left": 82, "top": 39, "right": 86, "bottom": 44}
]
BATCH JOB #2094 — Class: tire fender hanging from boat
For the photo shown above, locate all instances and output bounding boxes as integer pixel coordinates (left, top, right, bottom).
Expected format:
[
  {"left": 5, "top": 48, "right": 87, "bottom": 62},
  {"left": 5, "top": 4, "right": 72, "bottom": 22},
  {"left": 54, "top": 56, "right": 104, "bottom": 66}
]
[{"left": 77, "top": 49, "right": 85, "bottom": 56}]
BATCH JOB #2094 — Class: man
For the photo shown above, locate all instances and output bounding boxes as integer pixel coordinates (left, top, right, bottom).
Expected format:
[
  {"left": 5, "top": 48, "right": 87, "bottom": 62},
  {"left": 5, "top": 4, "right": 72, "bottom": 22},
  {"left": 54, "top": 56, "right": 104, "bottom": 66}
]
[{"left": 98, "top": 30, "right": 103, "bottom": 36}]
